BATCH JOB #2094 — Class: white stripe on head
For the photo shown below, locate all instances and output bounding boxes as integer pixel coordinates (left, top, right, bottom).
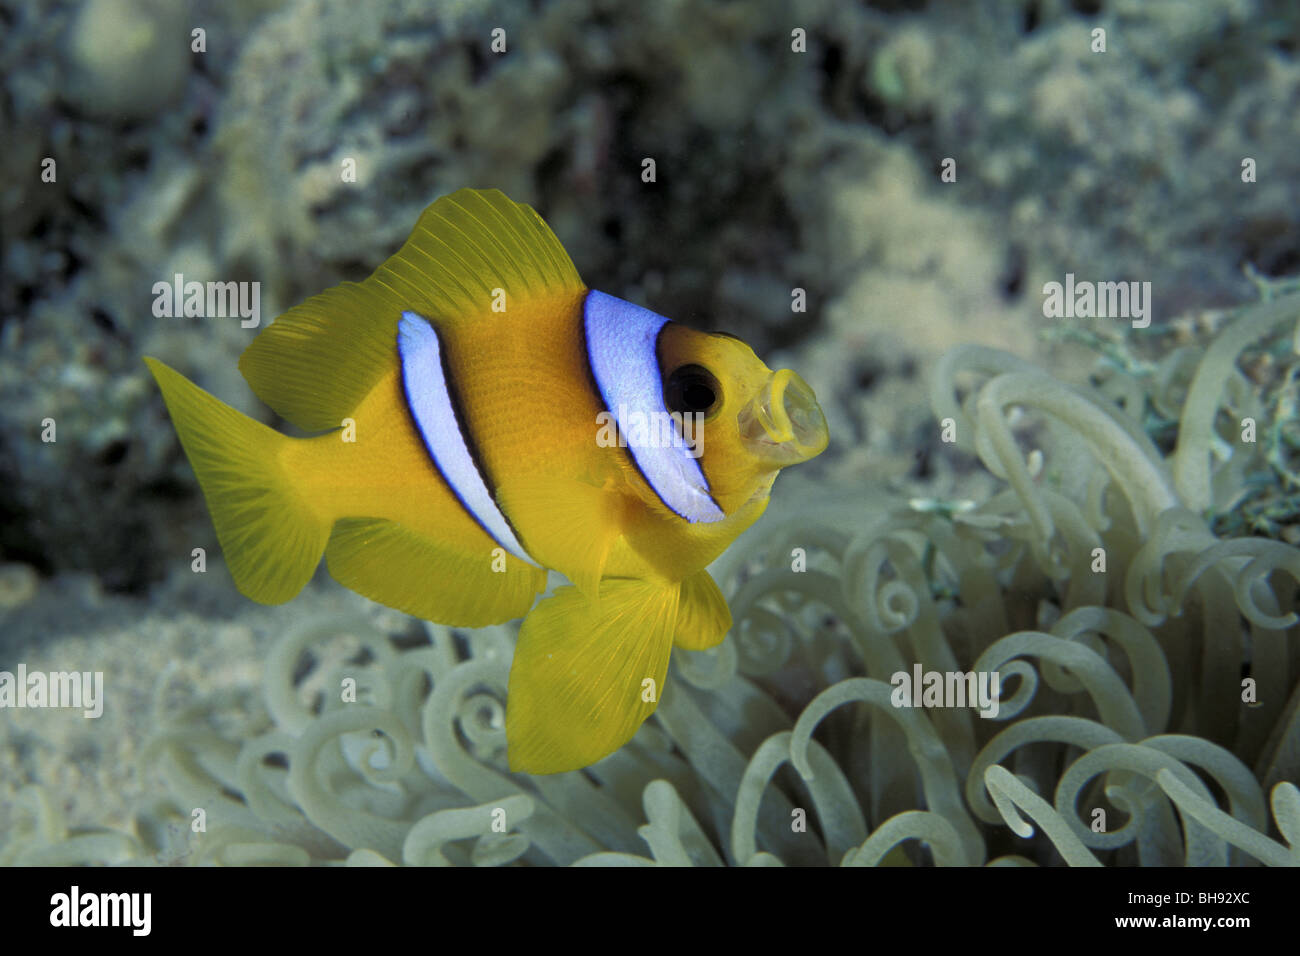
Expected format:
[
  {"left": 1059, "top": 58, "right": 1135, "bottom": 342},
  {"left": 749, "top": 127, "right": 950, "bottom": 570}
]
[
  {"left": 582, "top": 291, "right": 724, "bottom": 523},
  {"left": 397, "top": 311, "right": 540, "bottom": 565}
]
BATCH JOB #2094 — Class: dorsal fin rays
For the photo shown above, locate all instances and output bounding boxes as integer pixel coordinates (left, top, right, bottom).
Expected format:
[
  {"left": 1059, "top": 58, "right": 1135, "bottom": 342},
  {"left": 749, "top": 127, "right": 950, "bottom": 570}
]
[
  {"left": 436, "top": 203, "right": 537, "bottom": 285},
  {"left": 238, "top": 188, "right": 584, "bottom": 431},
  {"left": 388, "top": 223, "right": 499, "bottom": 307},
  {"left": 380, "top": 191, "right": 582, "bottom": 321},
  {"left": 237, "top": 280, "right": 405, "bottom": 432},
  {"left": 448, "top": 190, "right": 570, "bottom": 284}
]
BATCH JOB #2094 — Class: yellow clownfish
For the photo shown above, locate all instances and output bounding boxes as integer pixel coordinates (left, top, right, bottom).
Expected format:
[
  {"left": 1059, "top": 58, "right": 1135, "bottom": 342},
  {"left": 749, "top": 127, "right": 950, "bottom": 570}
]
[{"left": 144, "top": 189, "right": 828, "bottom": 774}]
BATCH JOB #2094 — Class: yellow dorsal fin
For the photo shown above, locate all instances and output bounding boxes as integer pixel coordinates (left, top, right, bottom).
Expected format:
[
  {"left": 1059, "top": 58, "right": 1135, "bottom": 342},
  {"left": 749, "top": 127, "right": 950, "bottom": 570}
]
[
  {"left": 238, "top": 188, "right": 585, "bottom": 431},
  {"left": 374, "top": 187, "right": 586, "bottom": 328}
]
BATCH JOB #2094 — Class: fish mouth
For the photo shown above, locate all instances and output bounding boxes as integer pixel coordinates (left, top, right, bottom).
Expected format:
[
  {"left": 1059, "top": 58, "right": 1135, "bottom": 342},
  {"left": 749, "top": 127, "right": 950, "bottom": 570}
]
[{"left": 738, "top": 368, "right": 829, "bottom": 466}]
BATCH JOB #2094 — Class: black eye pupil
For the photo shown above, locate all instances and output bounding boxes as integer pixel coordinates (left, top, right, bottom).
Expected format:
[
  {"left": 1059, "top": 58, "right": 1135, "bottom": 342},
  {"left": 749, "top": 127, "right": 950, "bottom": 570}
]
[
  {"left": 665, "top": 365, "right": 720, "bottom": 416},
  {"left": 682, "top": 379, "right": 715, "bottom": 411}
]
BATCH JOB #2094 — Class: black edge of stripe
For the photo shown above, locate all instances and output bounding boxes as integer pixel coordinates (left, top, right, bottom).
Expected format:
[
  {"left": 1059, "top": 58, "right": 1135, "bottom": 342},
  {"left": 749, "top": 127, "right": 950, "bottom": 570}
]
[
  {"left": 433, "top": 324, "right": 534, "bottom": 553},
  {"left": 655, "top": 321, "right": 724, "bottom": 520},
  {"left": 396, "top": 313, "right": 516, "bottom": 553},
  {"left": 579, "top": 291, "right": 669, "bottom": 512},
  {"left": 396, "top": 318, "right": 488, "bottom": 537},
  {"left": 581, "top": 295, "right": 703, "bottom": 523}
]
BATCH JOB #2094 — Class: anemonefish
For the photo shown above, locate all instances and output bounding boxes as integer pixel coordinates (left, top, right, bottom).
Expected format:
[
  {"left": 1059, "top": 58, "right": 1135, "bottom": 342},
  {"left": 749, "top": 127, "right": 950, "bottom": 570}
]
[{"left": 145, "top": 189, "right": 828, "bottom": 774}]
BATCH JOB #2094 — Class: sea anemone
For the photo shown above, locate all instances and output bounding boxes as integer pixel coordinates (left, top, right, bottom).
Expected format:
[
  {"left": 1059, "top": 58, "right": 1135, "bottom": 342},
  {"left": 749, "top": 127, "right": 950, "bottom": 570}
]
[{"left": 5, "top": 288, "right": 1299, "bottom": 867}]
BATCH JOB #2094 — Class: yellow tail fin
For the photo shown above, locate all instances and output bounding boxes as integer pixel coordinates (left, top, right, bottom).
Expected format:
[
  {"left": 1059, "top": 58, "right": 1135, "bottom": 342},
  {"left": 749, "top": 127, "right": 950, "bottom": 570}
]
[{"left": 144, "top": 357, "right": 330, "bottom": 603}]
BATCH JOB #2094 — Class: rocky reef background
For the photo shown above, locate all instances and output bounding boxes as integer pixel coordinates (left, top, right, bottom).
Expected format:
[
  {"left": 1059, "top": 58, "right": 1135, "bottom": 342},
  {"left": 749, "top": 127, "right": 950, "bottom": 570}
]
[{"left": 2, "top": 0, "right": 1299, "bottom": 858}]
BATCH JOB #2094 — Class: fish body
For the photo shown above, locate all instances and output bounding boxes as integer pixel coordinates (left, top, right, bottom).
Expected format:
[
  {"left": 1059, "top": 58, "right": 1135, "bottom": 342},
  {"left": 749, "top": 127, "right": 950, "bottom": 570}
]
[{"left": 146, "top": 189, "right": 827, "bottom": 773}]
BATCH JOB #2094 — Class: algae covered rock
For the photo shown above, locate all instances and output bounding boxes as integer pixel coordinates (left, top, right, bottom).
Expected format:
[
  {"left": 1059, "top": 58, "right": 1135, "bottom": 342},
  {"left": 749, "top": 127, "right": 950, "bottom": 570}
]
[{"left": 63, "top": 0, "right": 191, "bottom": 121}]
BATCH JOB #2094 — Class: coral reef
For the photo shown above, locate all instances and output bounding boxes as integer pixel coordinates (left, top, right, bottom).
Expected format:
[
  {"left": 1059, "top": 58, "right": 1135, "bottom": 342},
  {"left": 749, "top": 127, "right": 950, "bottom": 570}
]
[{"left": 4, "top": 0, "right": 1299, "bottom": 593}]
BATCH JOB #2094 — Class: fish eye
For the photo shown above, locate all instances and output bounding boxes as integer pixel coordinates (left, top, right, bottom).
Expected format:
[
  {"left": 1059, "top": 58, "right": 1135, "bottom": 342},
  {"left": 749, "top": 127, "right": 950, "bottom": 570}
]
[{"left": 665, "top": 364, "right": 721, "bottom": 418}]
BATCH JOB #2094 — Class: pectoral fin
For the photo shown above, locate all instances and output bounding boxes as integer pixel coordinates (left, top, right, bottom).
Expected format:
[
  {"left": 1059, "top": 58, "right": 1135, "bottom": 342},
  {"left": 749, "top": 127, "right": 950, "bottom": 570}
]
[
  {"left": 506, "top": 578, "right": 680, "bottom": 774},
  {"left": 674, "top": 569, "right": 732, "bottom": 650}
]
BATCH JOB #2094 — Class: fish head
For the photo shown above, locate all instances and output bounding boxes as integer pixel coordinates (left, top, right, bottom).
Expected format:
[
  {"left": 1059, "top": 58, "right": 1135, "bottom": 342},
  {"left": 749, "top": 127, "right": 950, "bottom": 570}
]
[{"left": 657, "top": 323, "right": 828, "bottom": 512}]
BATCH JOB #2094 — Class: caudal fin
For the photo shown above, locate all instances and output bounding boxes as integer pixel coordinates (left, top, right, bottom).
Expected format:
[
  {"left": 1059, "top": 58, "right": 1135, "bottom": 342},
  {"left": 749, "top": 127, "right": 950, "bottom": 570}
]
[{"left": 144, "top": 357, "right": 330, "bottom": 603}]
